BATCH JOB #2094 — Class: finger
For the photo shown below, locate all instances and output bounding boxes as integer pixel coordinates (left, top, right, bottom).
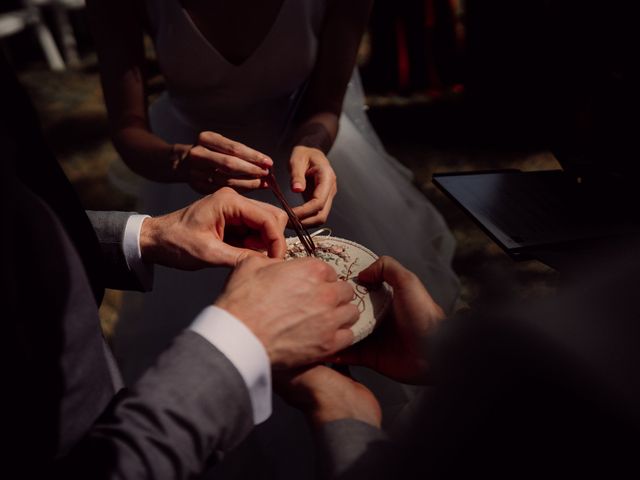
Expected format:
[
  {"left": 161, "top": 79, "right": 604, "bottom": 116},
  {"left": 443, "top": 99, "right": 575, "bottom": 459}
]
[
  {"left": 209, "top": 151, "right": 270, "bottom": 177},
  {"left": 315, "top": 281, "right": 353, "bottom": 308},
  {"left": 289, "top": 152, "right": 308, "bottom": 193},
  {"left": 261, "top": 222, "right": 287, "bottom": 259},
  {"left": 358, "top": 256, "right": 417, "bottom": 289},
  {"left": 292, "top": 169, "right": 335, "bottom": 220},
  {"left": 211, "top": 242, "right": 265, "bottom": 267},
  {"left": 308, "top": 165, "right": 335, "bottom": 207},
  {"left": 315, "top": 258, "right": 338, "bottom": 282},
  {"left": 299, "top": 185, "right": 336, "bottom": 226},
  {"left": 331, "top": 327, "right": 356, "bottom": 353},
  {"left": 240, "top": 214, "right": 286, "bottom": 256},
  {"left": 246, "top": 198, "right": 289, "bottom": 231},
  {"left": 233, "top": 252, "right": 281, "bottom": 274},
  {"left": 291, "top": 199, "right": 322, "bottom": 221},
  {"left": 335, "top": 280, "right": 357, "bottom": 306},
  {"left": 227, "top": 197, "right": 287, "bottom": 259},
  {"left": 189, "top": 147, "right": 268, "bottom": 177},
  {"left": 198, "top": 131, "right": 273, "bottom": 168},
  {"left": 226, "top": 178, "right": 264, "bottom": 191},
  {"left": 295, "top": 257, "right": 337, "bottom": 282},
  {"left": 333, "top": 303, "right": 360, "bottom": 329}
]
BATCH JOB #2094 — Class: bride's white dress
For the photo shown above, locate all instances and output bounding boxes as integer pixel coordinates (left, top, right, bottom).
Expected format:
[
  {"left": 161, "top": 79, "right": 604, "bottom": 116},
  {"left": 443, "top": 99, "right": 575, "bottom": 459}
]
[{"left": 114, "top": 0, "right": 459, "bottom": 477}]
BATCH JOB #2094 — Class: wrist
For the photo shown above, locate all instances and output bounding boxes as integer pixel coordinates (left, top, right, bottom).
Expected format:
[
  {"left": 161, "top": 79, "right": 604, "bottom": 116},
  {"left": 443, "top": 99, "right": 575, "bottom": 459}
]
[
  {"left": 292, "top": 145, "right": 322, "bottom": 155},
  {"left": 214, "top": 299, "right": 277, "bottom": 364},
  {"left": 139, "top": 216, "right": 163, "bottom": 264},
  {"left": 292, "top": 121, "right": 334, "bottom": 153}
]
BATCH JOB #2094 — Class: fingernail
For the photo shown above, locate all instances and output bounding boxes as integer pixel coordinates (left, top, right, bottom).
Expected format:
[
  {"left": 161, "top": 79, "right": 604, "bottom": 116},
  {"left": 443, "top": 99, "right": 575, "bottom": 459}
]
[
  {"left": 293, "top": 182, "right": 303, "bottom": 191},
  {"left": 262, "top": 156, "right": 273, "bottom": 166}
]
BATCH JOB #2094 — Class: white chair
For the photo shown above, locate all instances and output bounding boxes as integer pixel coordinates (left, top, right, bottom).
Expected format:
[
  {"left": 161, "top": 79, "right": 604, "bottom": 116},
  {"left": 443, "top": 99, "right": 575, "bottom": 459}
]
[
  {"left": 33, "top": 0, "right": 86, "bottom": 68},
  {"left": 0, "top": 1, "right": 66, "bottom": 70}
]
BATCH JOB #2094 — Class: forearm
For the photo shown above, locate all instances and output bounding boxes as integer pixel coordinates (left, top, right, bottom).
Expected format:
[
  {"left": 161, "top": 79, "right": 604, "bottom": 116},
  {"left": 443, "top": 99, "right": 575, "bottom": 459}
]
[
  {"left": 113, "top": 123, "right": 191, "bottom": 183},
  {"left": 292, "top": 0, "right": 372, "bottom": 155},
  {"left": 87, "top": 0, "right": 188, "bottom": 183},
  {"left": 291, "top": 112, "right": 339, "bottom": 154}
]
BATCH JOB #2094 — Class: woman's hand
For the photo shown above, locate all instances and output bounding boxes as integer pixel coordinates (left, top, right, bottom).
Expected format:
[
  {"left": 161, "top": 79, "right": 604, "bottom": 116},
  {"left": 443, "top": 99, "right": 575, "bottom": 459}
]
[
  {"left": 289, "top": 146, "right": 338, "bottom": 226},
  {"left": 182, "top": 132, "right": 273, "bottom": 194}
]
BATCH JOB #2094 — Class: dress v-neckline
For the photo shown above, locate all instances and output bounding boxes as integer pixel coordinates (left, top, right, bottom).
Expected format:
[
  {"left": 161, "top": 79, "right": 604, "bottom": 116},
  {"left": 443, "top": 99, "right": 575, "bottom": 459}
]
[{"left": 179, "top": 0, "right": 288, "bottom": 68}]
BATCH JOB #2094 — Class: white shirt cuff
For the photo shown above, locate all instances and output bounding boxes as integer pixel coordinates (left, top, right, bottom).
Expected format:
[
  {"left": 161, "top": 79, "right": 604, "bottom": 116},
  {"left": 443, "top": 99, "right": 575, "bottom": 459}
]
[
  {"left": 189, "top": 305, "right": 272, "bottom": 425},
  {"left": 123, "top": 214, "right": 154, "bottom": 291}
]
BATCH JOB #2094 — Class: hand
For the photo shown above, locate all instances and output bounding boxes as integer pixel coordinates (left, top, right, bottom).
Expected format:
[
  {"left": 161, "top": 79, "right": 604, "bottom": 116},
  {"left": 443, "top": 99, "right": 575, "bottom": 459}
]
[
  {"left": 215, "top": 257, "right": 360, "bottom": 368},
  {"left": 275, "top": 365, "right": 382, "bottom": 428},
  {"left": 289, "top": 146, "right": 337, "bottom": 226},
  {"left": 180, "top": 132, "right": 273, "bottom": 194},
  {"left": 331, "top": 256, "right": 445, "bottom": 384},
  {"left": 140, "top": 187, "right": 288, "bottom": 269}
]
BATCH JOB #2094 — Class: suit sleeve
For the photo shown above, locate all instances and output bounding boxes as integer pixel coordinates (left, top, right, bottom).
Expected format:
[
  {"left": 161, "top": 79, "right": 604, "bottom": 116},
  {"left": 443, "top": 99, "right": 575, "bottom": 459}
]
[
  {"left": 57, "top": 330, "right": 255, "bottom": 479},
  {"left": 86, "top": 210, "right": 151, "bottom": 291},
  {"left": 316, "top": 419, "right": 391, "bottom": 480}
]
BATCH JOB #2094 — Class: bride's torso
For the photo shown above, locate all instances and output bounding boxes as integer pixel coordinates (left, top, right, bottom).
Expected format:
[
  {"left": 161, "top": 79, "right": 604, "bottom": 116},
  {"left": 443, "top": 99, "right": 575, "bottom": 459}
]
[{"left": 145, "top": 0, "right": 326, "bottom": 151}]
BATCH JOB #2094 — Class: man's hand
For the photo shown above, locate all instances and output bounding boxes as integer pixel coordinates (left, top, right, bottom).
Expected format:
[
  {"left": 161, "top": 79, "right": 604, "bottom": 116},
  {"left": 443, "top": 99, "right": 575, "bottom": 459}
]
[
  {"left": 276, "top": 365, "right": 382, "bottom": 427},
  {"left": 139, "top": 187, "right": 288, "bottom": 269},
  {"left": 332, "top": 256, "right": 445, "bottom": 384},
  {"left": 289, "top": 146, "right": 337, "bottom": 226},
  {"left": 215, "top": 257, "right": 359, "bottom": 368}
]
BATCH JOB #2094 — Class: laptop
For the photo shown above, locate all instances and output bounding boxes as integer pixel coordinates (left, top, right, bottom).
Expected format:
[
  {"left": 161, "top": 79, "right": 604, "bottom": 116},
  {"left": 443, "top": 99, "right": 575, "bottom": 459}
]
[{"left": 433, "top": 169, "right": 640, "bottom": 259}]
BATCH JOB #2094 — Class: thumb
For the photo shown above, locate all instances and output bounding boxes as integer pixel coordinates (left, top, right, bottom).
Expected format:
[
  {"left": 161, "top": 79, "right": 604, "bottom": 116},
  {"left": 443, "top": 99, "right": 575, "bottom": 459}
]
[
  {"left": 358, "top": 256, "right": 415, "bottom": 290},
  {"left": 290, "top": 153, "right": 308, "bottom": 193}
]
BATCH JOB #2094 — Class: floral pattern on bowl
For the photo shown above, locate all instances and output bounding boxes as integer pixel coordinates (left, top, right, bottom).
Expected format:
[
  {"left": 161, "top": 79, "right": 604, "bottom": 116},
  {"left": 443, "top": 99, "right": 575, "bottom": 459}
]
[{"left": 286, "top": 235, "right": 393, "bottom": 343}]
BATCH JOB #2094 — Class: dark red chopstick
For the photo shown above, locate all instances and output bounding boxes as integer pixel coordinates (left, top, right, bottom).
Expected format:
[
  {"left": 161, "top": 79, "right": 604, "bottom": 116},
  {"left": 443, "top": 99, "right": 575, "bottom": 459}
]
[{"left": 266, "top": 170, "right": 316, "bottom": 256}]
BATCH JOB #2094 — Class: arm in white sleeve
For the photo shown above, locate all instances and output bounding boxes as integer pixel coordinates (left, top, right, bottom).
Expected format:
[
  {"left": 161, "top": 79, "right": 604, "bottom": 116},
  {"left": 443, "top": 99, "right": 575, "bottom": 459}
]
[
  {"left": 123, "top": 214, "right": 154, "bottom": 291},
  {"left": 190, "top": 305, "right": 272, "bottom": 424},
  {"left": 86, "top": 211, "right": 154, "bottom": 291}
]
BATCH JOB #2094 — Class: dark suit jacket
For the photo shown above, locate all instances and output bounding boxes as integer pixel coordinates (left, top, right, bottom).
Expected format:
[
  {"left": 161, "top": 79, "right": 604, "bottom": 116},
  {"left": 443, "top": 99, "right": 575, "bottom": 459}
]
[
  {"left": 318, "top": 241, "right": 640, "bottom": 479},
  {"left": 2, "top": 56, "right": 254, "bottom": 478}
]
